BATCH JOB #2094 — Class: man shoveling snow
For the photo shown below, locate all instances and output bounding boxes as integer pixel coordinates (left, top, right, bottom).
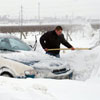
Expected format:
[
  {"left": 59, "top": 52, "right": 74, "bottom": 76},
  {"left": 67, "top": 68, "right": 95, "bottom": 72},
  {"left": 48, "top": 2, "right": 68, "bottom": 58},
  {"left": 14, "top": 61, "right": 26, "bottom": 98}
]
[{"left": 40, "top": 26, "right": 75, "bottom": 57}]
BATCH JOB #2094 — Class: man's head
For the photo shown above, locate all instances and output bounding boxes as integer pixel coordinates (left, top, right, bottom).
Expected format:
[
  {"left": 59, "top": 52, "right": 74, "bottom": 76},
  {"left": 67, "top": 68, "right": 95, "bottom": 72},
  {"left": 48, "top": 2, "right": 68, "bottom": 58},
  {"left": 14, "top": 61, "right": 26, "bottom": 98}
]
[{"left": 55, "top": 26, "right": 63, "bottom": 36}]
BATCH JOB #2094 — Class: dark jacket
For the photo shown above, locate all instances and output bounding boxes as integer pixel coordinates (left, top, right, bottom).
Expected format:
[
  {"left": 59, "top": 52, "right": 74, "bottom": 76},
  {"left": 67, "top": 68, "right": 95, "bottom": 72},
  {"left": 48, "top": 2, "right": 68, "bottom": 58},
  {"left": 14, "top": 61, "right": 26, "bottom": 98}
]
[{"left": 40, "top": 30, "right": 73, "bottom": 54}]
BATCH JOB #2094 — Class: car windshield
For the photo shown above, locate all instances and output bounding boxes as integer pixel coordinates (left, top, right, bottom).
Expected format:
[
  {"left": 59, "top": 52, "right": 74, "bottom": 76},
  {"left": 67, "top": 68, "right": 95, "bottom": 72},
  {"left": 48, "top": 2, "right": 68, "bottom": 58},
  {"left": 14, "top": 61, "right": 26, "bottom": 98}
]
[{"left": 0, "top": 37, "right": 32, "bottom": 51}]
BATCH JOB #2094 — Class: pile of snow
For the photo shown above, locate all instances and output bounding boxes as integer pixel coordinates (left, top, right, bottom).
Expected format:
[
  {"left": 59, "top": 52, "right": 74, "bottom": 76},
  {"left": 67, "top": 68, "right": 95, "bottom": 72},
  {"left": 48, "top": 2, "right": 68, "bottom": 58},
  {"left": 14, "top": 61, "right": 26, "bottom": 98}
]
[
  {"left": 61, "top": 46, "right": 100, "bottom": 80},
  {"left": 0, "top": 77, "right": 100, "bottom": 100},
  {"left": 61, "top": 26, "right": 100, "bottom": 80}
]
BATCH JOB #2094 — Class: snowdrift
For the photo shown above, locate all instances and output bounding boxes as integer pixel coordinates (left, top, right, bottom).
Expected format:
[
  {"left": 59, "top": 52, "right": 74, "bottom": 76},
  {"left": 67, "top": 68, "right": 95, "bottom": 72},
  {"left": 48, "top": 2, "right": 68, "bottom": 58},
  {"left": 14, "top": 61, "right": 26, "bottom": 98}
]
[{"left": 0, "top": 77, "right": 100, "bottom": 100}]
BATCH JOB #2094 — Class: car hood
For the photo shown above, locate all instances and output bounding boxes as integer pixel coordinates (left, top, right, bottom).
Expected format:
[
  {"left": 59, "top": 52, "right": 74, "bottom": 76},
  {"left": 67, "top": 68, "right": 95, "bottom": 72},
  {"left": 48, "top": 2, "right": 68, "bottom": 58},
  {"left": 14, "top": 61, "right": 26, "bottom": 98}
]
[{"left": 0, "top": 50, "right": 68, "bottom": 69}]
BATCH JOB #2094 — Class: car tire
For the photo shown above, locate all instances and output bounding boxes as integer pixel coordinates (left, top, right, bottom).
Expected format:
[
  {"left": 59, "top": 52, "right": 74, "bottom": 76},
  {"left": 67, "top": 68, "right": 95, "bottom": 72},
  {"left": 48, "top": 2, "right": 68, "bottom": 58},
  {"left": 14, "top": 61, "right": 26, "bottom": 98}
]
[{"left": 1, "top": 72, "right": 13, "bottom": 78}]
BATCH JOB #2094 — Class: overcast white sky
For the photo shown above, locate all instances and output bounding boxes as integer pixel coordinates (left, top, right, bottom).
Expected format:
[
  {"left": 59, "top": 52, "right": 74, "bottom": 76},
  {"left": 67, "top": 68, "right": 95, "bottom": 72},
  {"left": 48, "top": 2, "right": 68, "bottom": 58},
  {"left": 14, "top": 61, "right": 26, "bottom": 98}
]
[{"left": 0, "top": 0, "right": 99, "bottom": 19}]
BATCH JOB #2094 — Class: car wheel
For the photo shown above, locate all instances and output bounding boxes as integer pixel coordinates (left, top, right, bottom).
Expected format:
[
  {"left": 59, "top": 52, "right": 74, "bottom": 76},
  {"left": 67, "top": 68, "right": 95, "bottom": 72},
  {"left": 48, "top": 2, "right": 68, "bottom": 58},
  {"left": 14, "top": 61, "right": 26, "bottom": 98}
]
[{"left": 1, "top": 72, "right": 13, "bottom": 78}]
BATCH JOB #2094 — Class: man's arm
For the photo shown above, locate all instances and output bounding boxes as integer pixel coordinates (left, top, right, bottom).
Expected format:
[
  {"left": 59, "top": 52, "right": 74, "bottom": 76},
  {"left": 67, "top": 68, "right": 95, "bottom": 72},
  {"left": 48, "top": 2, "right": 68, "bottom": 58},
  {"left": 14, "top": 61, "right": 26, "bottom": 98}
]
[
  {"left": 60, "top": 34, "right": 74, "bottom": 49},
  {"left": 40, "top": 33, "right": 48, "bottom": 50}
]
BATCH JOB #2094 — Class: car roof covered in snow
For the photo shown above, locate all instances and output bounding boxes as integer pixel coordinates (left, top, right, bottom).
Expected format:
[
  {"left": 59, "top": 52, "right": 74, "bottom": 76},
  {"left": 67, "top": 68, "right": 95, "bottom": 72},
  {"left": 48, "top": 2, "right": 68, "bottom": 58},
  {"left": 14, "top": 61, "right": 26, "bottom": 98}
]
[{"left": 0, "top": 33, "right": 18, "bottom": 39}]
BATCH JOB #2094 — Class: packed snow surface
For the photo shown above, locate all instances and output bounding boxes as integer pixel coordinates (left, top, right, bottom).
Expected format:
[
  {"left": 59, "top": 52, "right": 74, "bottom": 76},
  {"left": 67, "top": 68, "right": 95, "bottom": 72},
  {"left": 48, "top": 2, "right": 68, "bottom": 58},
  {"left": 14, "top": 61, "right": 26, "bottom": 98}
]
[{"left": 0, "top": 77, "right": 100, "bottom": 100}]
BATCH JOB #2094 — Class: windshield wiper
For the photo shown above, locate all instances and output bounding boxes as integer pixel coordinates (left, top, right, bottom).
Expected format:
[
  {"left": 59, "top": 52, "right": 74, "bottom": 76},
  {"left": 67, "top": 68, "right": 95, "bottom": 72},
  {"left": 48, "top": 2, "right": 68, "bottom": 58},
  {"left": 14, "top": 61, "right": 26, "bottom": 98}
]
[{"left": 0, "top": 48, "right": 19, "bottom": 52}]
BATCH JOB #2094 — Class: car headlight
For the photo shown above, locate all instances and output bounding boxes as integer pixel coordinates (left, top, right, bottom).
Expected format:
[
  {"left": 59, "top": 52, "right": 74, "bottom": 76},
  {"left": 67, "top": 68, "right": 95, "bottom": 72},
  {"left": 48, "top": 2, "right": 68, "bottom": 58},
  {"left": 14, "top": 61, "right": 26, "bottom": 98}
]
[{"left": 24, "top": 70, "right": 36, "bottom": 75}]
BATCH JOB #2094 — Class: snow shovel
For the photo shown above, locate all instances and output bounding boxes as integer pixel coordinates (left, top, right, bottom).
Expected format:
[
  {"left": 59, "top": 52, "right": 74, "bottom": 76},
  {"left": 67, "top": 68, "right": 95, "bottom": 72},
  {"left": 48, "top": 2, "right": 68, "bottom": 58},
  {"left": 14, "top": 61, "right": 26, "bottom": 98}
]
[
  {"left": 47, "top": 41, "right": 100, "bottom": 51},
  {"left": 47, "top": 48, "right": 91, "bottom": 51}
]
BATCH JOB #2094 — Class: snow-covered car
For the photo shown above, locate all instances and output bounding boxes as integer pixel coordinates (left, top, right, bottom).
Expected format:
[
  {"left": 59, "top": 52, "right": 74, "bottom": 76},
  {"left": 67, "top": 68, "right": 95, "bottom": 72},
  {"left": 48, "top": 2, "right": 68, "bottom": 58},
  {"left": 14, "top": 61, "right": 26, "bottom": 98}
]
[
  {"left": 0, "top": 56, "right": 36, "bottom": 78},
  {"left": 0, "top": 34, "right": 73, "bottom": 79}
]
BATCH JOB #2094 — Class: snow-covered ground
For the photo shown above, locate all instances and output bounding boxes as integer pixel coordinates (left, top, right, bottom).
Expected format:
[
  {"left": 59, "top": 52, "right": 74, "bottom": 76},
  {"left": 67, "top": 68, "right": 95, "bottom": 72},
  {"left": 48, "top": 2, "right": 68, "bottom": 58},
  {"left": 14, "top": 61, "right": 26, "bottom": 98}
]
[
  {"left": 0, "top": 77, "right": 100, "bottom": 100},
  {"left": 0, "top": 23, "right": 100, "bottom": 100}
]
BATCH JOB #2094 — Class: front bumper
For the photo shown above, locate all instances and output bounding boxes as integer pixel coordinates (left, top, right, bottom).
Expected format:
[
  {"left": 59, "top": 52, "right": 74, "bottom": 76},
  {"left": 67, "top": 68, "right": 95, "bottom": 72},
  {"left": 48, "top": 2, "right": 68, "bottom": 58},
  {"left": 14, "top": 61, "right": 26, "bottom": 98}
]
[
  {"left": 36, "top": 69, "right": 73, "bottom": 79},
  {"left": 25, "top": 74, "right": 35, "bottom": 78},
  {"left": 16, "top": 74, "right": 35, "bottom": 79},
  {"left": 47, "top": 70, "right": 73, "bottom": 79}
]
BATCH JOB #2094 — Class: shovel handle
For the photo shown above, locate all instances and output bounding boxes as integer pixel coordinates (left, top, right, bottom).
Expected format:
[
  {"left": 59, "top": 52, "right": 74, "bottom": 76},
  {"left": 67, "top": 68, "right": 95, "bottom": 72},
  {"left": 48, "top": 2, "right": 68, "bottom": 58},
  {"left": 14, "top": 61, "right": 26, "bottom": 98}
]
[{"left": 48, "top": 48, "right": 91, "bottom": 51}]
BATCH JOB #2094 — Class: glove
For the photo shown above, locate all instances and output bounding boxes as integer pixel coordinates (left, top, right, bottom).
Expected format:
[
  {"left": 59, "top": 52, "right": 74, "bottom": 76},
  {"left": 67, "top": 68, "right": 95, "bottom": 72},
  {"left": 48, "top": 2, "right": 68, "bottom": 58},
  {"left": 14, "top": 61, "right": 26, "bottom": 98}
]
[
  {"left": 71, "top": 47, "right": 75, "bottom": 50},
  {"left": 44, "top": 48, "right": 48, "bottom": 52}
]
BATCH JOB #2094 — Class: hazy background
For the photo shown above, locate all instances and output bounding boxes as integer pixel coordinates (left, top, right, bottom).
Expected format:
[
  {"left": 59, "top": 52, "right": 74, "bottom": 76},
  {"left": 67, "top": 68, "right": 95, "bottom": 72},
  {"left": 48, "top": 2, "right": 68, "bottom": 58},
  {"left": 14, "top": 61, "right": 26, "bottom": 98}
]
[{"left": 0, "top": 0, "right": 99, "bottom": 19}]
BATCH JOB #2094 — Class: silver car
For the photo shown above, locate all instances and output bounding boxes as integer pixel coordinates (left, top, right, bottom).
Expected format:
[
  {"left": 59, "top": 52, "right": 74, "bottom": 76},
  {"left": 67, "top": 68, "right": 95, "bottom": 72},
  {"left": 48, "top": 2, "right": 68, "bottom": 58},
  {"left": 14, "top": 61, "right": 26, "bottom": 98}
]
[{"left": 0, "top": 34, "right": 73, "bottom": 79}]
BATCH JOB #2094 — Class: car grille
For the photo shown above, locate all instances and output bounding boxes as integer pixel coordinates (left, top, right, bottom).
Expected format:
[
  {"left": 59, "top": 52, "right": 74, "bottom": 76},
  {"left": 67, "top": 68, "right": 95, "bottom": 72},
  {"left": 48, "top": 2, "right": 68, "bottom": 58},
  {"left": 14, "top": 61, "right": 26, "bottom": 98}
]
[{"left": 52, "top": 68, "right": 70, "bottom": 74}]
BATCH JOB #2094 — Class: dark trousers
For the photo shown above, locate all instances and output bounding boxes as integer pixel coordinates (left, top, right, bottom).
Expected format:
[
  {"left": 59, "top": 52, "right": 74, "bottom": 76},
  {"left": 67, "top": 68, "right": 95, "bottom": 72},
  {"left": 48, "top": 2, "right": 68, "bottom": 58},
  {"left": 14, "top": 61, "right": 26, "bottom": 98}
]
[{"left": 46, "top": 52, "right": 60, "bottom": 58}]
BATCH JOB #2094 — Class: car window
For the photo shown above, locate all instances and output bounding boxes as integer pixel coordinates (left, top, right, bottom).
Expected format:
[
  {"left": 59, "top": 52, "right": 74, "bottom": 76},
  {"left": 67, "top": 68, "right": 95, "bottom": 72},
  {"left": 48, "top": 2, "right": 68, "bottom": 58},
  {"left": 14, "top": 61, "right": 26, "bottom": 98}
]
[
  {"left": 0, "top": 37, "right": 31, "bottom": 51},
  {"left": 0, "top": 38, "right": 12, "bottom": 49},
  {"left": 9, "top": 38, "right": 31, "bottom": 51}
]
